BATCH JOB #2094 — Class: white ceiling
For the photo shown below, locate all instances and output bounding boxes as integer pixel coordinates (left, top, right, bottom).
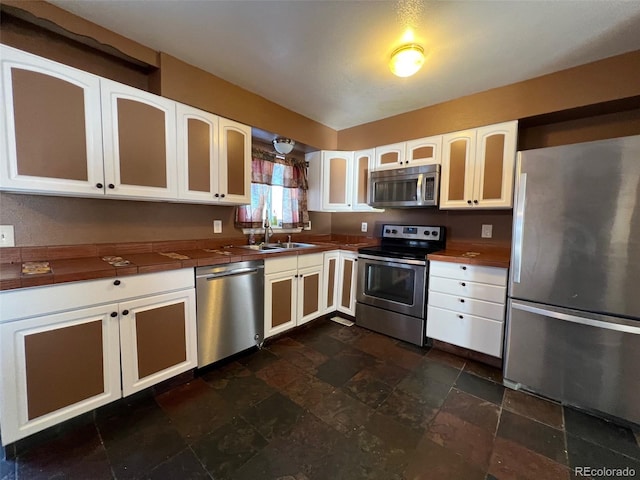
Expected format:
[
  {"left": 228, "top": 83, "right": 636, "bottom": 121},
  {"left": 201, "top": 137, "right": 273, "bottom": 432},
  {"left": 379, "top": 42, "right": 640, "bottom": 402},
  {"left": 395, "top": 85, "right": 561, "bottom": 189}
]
[{"left": 50, "top": 0, "right": 640, "bottom": 131}]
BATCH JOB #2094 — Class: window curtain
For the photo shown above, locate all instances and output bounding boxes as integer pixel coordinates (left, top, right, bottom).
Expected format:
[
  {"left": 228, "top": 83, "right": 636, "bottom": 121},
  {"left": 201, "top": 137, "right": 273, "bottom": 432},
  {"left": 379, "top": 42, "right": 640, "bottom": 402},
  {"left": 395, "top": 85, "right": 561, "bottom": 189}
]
[{"left": 235, "top": 148, "right": 309, "bottom": 229}]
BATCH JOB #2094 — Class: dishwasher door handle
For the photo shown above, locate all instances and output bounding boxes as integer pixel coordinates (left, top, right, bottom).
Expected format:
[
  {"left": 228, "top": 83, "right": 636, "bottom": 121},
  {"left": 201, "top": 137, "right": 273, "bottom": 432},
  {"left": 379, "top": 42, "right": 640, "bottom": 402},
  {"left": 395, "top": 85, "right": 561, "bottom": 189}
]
[{"left": 200, "top": 267, "right": 262, "bottom": 280}]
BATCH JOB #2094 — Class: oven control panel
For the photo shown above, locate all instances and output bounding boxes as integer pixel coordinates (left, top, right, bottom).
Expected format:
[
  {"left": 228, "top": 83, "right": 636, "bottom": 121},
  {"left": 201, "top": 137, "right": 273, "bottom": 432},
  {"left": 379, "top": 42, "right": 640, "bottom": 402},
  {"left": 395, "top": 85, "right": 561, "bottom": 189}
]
[{"left": 382, "top": 225, "right": 443, "bottom": 241}]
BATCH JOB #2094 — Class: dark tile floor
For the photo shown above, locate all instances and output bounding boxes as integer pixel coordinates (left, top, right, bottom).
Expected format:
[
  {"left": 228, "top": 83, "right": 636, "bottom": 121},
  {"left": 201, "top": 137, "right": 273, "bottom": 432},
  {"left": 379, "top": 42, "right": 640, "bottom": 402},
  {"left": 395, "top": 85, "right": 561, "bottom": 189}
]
[{"left": 2, "top": 318, "right": 639, "bottom": 479}]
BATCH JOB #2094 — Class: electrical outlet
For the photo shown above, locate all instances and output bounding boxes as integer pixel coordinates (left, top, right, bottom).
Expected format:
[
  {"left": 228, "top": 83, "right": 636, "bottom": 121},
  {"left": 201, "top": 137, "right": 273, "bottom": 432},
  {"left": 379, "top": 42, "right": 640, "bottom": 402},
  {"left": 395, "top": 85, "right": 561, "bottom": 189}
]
[
  {"left": 0, "top": 225, "right": 15, "bottom": 247},
  {"left": 481, "top": 224, "right": 493, "bottom": 238},
  {"left": 361, "top": 222, "right": 368, "bottom": 233},
  {"left": 213, "top": 220, "right": 222, "bottom": 234},
  {"left": 304, "top": 220, "right": 311, "bottom": 231}
]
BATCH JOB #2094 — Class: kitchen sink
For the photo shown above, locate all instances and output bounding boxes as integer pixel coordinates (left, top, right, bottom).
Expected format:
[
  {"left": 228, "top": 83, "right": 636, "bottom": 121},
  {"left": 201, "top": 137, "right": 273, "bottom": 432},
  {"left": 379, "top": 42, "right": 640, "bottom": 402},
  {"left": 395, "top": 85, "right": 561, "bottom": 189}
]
[{"left": 236, "top": 242, "right": 316, "bottom": 252}]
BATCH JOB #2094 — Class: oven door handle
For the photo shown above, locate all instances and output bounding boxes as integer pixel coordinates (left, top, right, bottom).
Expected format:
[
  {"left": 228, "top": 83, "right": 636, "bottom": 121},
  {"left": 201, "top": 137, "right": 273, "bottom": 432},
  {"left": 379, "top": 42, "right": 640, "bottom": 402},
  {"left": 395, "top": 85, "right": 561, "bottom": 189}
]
[{"left": 358, "top": 254, "right": 426, "bottom": 267}]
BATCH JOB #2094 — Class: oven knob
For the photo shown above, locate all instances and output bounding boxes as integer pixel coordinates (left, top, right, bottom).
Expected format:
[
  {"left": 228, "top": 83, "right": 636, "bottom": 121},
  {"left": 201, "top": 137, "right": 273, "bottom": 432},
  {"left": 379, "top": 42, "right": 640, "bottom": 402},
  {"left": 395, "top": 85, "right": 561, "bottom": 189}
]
[
  {"left": 423, "top": 231, "right": 430, "bottom": 236},
  {"left": 391, "top": 229, "right": 397, "bottom": 234},
  {"left": 431, "top": 231, "right": 438, "bottom": 236},
  {"left": 385, "top": 229, "right": 391, "bottom": 234}
]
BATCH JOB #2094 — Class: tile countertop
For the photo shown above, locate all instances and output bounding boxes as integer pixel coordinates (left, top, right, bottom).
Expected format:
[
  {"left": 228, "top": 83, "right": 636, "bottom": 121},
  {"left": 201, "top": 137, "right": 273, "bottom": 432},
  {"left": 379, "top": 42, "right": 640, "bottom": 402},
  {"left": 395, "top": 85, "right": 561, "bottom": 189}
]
[
  {"left": 0, "top": 239, "right": 376, "bottom": 291},
  {"left": 427, "top": 243, "right": 511, "bottom": 269}
]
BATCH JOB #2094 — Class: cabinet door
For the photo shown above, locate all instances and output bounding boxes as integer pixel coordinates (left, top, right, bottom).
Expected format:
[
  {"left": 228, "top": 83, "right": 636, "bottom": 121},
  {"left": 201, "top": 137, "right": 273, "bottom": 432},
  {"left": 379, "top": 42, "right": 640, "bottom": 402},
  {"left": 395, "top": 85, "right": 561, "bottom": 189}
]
[
  {"left": 176, "top": 103, "right": 218, "bottom": 202},
  {"left": 0, "top": 305, "right": 121, "bottom": 445},
  {"left": 218, "top": 117, "right": 251, "bottom": 204},
  {"left": 472, "top": 121, "right": 518, "bottom": 208},
  {"left": 406, "top": 135, "right": 442, "bottom": 166},
  {"left": 440, "top": 130, "right": 476, "bottom": 209},
  {"left": 322, "top": 151, "right": 354, "bottom": 211},
  {"left": 297, "top": 264, "right": 323, "bottom": 325},
  {"left": 119, "top": 289, "right": 197, "bottom": 396},
  {"left": 337, "top": 252, "right": 358, "bottom": 316},
  {"left": 351, "top": 149, "right": 382, "bottom": 212},
  {"left": 0, "top": 46, "right": 105, "bottom": 196},
  {"left": 264, "top": 271, "right": 298, "bottom": 338},
  {"left": 101, "top": 79, "right": 178, "bottom": 200},
  {"left": 374, "top": 142, "right": 405, "bottom": 170},
  {"left": 323, "top": 251, "right": 340, "bottom": 313}
]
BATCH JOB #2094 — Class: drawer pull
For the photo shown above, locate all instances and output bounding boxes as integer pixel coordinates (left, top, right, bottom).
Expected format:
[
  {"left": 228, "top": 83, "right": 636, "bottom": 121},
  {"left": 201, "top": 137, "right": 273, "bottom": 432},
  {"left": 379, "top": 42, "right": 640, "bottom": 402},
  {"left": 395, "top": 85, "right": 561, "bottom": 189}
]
[
  {"left": 460, "top": 299, "right": 465, "bottom": 303},
  {"left": 461, "top": 266, "right": 467, "bottom": 270},
  {"left": 461, "top": 282, "right": 466, "bottom": 286},
  {"left": 458, "top": 315, "right": 463, "bottom": 319},
  {"left": 113, "top": 280, "right": 121, "bottom": 286}
]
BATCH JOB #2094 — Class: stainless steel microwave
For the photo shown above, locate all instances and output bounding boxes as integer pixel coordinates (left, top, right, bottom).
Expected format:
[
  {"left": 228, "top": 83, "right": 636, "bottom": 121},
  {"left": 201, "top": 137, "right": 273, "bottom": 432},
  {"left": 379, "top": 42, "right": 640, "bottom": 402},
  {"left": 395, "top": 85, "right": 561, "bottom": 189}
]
[{"left": 368, "top": 164, "right": 440, "bottom": 208}]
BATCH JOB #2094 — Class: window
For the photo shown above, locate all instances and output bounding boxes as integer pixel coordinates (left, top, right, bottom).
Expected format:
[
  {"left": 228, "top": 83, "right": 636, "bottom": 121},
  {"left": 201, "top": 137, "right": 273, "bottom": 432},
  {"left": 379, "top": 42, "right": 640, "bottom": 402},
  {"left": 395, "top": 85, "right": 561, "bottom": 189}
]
[{"left": 235, "top": 149, "right": 309, "bottom": 231}]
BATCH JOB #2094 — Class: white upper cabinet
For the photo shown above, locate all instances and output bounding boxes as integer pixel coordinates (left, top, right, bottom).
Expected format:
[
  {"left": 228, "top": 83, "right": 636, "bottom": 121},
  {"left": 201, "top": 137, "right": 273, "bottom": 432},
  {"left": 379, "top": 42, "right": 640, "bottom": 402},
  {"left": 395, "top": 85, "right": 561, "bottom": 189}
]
[
  {"left": 373, "top": 135, "right": 442, "bottom": 171},
  {"left": 373, "top": 142, "right": 405, "bottom": 169},
  {"left": 307, "top": 149, "right": 382, "bottom": 212},
  {"left": 101, "top": 78, "right": 178, "bottom": 201},
  {"left": 176, "top": 105, "right": 251, "bottom": 205},
  {"left": 0, "top": 45, "right": 105, "bottom": 196},
  {"left": 440, "top": 121, "right": 517, "bottom": 209},
  {"left": 217, "top": 117, "right": 251, "bottom": 205}
]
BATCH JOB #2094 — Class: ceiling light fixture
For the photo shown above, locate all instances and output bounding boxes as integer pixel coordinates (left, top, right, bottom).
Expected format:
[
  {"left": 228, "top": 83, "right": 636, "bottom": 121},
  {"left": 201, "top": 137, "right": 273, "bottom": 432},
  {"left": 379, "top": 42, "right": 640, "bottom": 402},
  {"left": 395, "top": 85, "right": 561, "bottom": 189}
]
[
  {"left": 272, "top": 137, "right": 295, "bottom": 155},
  {"left": 389, "top": 44, "right": 425, "bottom": 77}
]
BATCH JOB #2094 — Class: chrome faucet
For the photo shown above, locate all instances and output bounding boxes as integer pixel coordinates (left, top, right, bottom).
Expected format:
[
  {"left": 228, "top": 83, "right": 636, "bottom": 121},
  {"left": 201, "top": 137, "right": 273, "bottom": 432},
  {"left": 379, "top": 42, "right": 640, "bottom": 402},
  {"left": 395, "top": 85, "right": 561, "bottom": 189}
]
[{"left": 264, "top": 219, "right": 273, "bottom": 244}]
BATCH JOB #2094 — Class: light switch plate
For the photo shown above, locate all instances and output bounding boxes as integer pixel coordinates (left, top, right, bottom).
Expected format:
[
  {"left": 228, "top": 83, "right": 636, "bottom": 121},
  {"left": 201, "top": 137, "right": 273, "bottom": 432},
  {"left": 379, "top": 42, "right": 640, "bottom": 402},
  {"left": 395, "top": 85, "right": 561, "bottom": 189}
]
[
  {"left": 0, "top": 225, "right": 15, "bottom": 247},
  {"left": 481, "top": 224, "right": 493, "bottom": 238},
  {"left": 361, "top": 222, "right": 368, "bottom": 232},
  {"left": 213, "top": 220, "right": 222, "bottom": 234}
]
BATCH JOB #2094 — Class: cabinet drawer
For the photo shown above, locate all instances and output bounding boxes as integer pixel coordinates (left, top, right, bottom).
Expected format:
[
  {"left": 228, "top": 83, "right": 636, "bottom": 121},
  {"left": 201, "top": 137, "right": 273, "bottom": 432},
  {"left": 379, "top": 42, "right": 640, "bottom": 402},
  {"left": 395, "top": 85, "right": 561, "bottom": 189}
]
[
  {"left": 429, "top": 277, "right": 506, "bottom": 303},
  {"left": 264, "top": 256, "right": 298, "bottom": 275},
  {"left": 428, "top": 291, "right": 505, "bottom": 322},
  {"left": 426, "top": 306, "right": 504, "bottom": 358},
  {"left": 297, "top": 253, "right": 324, "bottom": 269},
  {"left": 429, "top": 261, "right": 507, "bottom": 286},
  {"left": 0, "top": 269, "right": 194, "bottom": 322}
]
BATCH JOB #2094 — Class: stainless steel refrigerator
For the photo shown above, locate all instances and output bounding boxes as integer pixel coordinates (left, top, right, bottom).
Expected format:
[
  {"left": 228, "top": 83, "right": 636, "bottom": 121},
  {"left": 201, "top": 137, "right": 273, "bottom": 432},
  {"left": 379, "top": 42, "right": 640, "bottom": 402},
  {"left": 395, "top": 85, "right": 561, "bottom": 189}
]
[{"left": 504, "top": 134, "right": 640, "bottom": 425}]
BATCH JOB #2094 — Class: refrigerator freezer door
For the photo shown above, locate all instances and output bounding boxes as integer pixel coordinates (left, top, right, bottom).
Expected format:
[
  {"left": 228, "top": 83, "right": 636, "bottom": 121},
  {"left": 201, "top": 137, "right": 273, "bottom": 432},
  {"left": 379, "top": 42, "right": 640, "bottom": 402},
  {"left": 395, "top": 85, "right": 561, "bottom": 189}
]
[
  {"left": 505, "top": 299, "right": 640, "bottom": 424},
  {"left": 510, "top": 135, "right": 640, "bottom": 319}
]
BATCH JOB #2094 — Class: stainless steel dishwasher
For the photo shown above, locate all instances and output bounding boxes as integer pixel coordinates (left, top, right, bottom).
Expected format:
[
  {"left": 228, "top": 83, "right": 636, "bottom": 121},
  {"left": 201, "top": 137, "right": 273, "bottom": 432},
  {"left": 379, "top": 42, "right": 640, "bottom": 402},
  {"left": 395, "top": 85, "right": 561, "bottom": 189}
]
[{"left": 195, "top": 260, "right": 264, "bottom": 367}]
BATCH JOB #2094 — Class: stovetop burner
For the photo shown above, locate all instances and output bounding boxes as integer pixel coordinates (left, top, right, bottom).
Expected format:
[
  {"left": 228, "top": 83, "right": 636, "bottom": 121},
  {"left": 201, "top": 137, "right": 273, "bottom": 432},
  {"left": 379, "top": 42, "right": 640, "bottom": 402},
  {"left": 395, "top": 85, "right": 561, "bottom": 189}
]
[{"left": 359, "top": 224, "right": 446, "bottom": 261}]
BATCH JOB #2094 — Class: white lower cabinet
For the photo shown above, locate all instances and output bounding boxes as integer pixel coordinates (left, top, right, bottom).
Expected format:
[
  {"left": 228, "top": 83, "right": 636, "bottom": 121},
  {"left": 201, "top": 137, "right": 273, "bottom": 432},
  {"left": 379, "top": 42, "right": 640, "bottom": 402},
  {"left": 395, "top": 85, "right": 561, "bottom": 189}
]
[
  {"left": 0, "top": 269, "right": 196, "bottom": 445},
  {"left": 426, "top": 261, "right": 507, "bottom": 357},
  {"left": 264, "top": 254, "right": 323, "bottom": 338},
  {"left": 337, "top": 251, "right": 358, "bottom": 317}
]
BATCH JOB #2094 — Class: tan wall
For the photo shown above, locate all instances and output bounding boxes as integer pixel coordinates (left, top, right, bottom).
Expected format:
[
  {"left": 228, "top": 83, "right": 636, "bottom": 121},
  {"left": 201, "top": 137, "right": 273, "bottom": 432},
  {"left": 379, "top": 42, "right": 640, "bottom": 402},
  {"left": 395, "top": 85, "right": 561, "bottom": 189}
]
[
  {"left": 331, "top": 210, "right": 513, "bottom": 248},
  {"left": 155, "top": 53, "right": 337, "bottom": 151},
  {"left": 338, "top": 51, "right": 640, "bottom": 150}
]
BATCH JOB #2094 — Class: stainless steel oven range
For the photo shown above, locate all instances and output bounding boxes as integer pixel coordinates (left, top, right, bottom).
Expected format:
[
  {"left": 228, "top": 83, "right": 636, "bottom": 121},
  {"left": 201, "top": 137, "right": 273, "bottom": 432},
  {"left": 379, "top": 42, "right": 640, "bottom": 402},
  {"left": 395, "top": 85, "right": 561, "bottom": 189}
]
[{"left": 356, "top": 224, "right": 445, "bottom": 346}]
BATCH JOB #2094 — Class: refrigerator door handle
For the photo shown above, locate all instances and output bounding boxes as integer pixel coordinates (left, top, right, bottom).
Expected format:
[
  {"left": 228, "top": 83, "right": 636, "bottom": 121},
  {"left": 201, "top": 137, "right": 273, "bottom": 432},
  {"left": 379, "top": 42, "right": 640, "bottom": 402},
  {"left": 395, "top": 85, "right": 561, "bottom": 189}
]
[
  {"left": 512, "top": 172, "right": 527, "bottom": 283},
  {"left": 511, "top": 301, "right": 640, "bottom": 335}
]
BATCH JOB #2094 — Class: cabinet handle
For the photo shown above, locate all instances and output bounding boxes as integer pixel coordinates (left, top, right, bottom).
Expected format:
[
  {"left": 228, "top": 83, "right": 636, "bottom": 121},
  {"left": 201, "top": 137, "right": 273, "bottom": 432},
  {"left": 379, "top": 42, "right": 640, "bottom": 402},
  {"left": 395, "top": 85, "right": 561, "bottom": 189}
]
[
  {"left": 354, "top": 259, "right": 358, "bottom": 262},
  {"left": 461, "top": 282, "right": 466, "bottom": 286},
  {"left": 96, "top": 183, "right": 103, "bottom": 189},
  {"left": 110, "top": 312, "right": 118, "bottom": 318},
  {"left": 122, "top": 309, "right": 129, "bottom": 315},
  {"left": 113, "top": 280, "right": 121, "bottom": 286},
  {"left": 108, "top": 184, "right": 115, "bottom": 189},
  {"left": 458, "top": 315, "right": 463, "bottom": 319},
  {"left": 473, "top": 200, "right": 478, "bottom": 204},
  {"left": 220, "top": 194, "right": 225, "bottom": 198},
  {"left": 214, "top": 193, "right": 220, "bottom": 197},
  {"left": 399, "top": 161, "right": 403, "bottom": 165},
  {"left": 467, "top": 200, "right": 472, "bottom": 205},
  {"left": 461, "top": 266, "right": 467, "bottom": 270},
  {"left": 460, "top": 299, "right": 465, "bottom": 303}
]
